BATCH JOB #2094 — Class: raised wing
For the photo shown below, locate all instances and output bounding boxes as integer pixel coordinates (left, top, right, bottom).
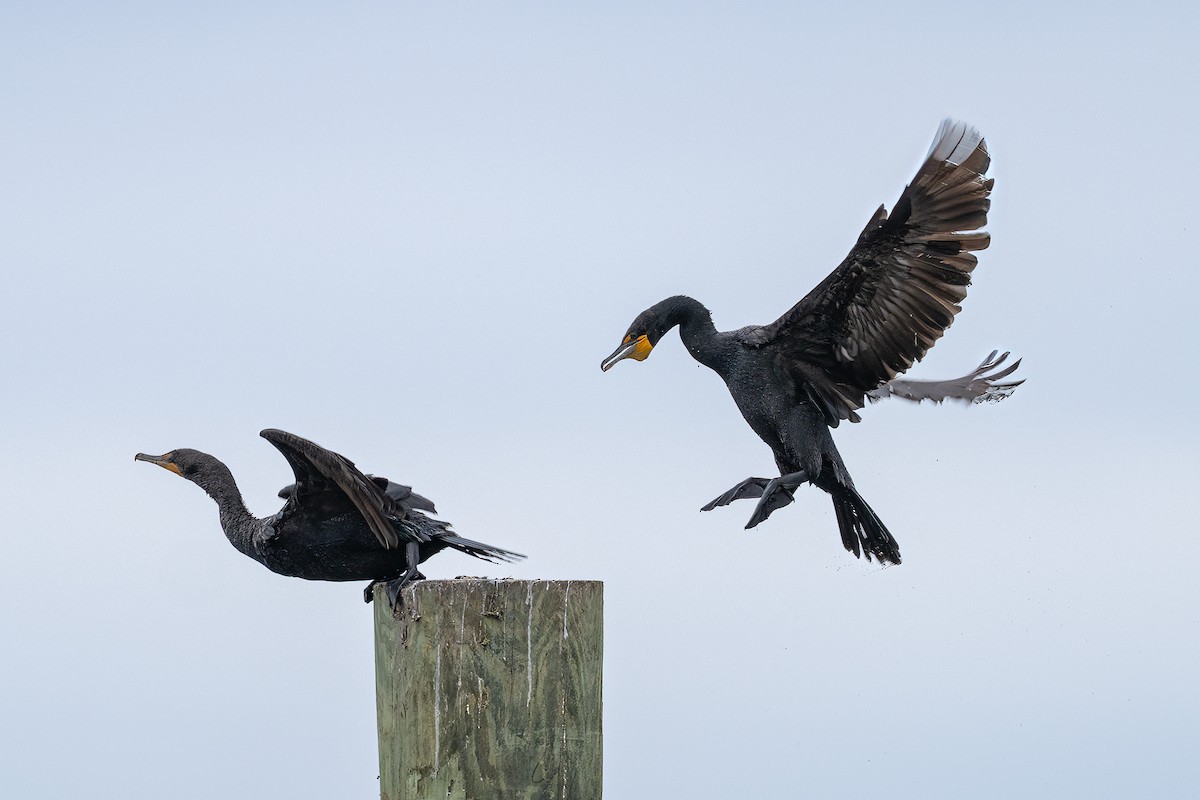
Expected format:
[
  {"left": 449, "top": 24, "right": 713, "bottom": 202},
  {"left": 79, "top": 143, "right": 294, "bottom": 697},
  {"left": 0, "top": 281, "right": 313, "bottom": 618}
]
[
  {"left": 278, "top": 475, "right": 438, "bottom": 514},
  {"left": 379, "top": 480, "right": 438, "bottom": 513},
  {"left": 746, "top": 119, "right": 994, "bottom": 425},
  {"left": 261, "top": 428, "right": 420, "bottom": 549},
  {"left": 867, "top": 350, "right": 1023, "bottom": 404}
]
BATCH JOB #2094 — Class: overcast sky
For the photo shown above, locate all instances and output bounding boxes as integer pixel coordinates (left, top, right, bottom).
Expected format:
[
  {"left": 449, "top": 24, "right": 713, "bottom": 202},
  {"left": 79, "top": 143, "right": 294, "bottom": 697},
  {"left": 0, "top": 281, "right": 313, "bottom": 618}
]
[{"left": 2, "top": 2, "right": 1197, "bottom": 798}]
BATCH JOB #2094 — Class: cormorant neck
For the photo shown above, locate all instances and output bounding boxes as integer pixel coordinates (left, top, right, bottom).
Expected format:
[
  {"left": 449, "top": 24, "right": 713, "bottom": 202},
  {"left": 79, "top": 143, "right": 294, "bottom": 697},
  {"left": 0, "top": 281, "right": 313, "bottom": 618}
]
[
  {"left": 659, "top": 295, "right": 724, "bottom": 370},
  {"left": 194, "top": 464, "right": 258, "bottom": 556}
]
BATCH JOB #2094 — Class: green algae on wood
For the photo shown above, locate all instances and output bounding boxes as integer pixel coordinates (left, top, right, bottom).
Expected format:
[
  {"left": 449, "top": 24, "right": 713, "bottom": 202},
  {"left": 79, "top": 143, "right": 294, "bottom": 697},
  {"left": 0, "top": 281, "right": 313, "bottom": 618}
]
[{"left": 375, "top": 579, "right": 603, "bottom": 800}]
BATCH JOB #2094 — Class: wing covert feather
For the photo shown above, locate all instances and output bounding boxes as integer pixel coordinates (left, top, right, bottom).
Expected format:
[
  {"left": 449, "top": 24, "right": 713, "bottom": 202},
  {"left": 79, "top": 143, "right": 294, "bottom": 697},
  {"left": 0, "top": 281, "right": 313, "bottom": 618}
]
[
  {"left": 260, "top": 428, "right": 414, "bottom": 549},
  {"left": 748, "top": 119, "right": 994, "bottom": 425}
]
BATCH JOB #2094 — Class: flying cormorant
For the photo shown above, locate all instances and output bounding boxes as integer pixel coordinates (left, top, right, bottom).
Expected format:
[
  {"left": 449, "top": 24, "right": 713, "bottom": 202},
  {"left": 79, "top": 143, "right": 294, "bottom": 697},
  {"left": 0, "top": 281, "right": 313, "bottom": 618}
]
[
  {"left": 136, "top": 428, "right": 524, "bottom": 608},
  {"left": 601, "top": 119, "right": 1020, "bottom": 565}
]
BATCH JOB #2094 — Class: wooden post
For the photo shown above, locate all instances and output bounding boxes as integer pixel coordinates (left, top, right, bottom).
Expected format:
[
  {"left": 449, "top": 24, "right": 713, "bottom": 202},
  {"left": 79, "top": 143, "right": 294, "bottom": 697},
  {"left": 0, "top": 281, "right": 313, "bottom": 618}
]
[{"left": 374, "top": 579, "right": 603, "bottom": 800}]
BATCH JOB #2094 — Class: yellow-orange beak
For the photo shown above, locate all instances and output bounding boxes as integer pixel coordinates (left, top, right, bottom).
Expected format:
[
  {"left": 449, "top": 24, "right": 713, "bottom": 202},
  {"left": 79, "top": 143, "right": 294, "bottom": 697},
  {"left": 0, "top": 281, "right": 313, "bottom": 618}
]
[
  {"left": 134, "top": 452, "right": 182, "bottom": 476},
  {"left": 601, "top": 334, "right": 653, "bottom": 372}
]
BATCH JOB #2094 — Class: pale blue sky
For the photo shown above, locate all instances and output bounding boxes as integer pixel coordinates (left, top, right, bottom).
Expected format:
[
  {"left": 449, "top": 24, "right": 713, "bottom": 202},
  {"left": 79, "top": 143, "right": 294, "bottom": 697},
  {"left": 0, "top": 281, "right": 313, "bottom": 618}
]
[{"left": 2, "top": 2, "right": 1197, "bottom": 798}]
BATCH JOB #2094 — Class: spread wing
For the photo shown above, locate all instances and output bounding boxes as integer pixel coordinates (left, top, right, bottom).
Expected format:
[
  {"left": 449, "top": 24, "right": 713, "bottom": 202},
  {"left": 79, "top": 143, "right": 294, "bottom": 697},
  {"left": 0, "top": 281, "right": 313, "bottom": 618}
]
[
  {"left": 744, "top": 119, "right": 994, "bottom": 425},
  {"left": 867, "top": 350, "right": 1023, "bottom": 405},
  {"left": 379, "top": 480, "right": 438, "bottom": 513},
  {"left": 260, "top": 428, "right": 420, "bottom": 549},
  {"left": 278, "top": 476, "right": 438, "bottom": 515}
]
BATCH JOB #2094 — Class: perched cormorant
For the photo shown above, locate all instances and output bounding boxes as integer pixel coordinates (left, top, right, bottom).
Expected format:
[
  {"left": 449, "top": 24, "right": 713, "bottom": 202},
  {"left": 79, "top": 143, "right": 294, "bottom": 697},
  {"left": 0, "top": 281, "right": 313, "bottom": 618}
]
[
  {"left": 601, "top": 119, "right": 1020, "bottom": 565},
  {"left": 135, "top": 429, "right": 524, "bottom": 608}
]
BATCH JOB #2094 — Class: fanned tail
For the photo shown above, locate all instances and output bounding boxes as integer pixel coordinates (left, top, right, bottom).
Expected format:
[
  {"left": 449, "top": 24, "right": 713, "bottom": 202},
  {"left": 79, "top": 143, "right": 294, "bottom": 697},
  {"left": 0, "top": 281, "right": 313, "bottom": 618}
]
[{"left": 830, "top": 486, "right": 901, "bottom": 565}]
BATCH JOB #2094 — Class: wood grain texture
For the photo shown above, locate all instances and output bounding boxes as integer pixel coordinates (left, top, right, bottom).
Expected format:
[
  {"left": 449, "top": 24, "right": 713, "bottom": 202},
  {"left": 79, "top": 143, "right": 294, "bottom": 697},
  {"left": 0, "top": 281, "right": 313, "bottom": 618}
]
[{"left": 375, "top": 579, "right": 603, "bottom": 800}]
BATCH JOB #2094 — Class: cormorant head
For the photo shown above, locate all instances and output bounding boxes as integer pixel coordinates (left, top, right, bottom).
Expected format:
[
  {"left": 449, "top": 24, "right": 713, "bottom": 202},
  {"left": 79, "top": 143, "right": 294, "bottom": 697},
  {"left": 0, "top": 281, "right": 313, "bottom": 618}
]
[
  {"left": 135, "top": 448, "right": 222, "bottom": 484},
  {"left": 600, "top": 304, "right": 672, "bottom": 371}
]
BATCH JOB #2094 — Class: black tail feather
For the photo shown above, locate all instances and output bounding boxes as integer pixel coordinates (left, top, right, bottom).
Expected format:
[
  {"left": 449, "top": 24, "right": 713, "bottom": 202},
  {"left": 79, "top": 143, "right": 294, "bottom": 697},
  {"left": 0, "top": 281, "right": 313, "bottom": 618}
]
[
  {"left": 831, "top": 487, "right": 901, "bottom": 565},
  {"left": 438, "top": 534, "right": 526, "bottom": 565}
]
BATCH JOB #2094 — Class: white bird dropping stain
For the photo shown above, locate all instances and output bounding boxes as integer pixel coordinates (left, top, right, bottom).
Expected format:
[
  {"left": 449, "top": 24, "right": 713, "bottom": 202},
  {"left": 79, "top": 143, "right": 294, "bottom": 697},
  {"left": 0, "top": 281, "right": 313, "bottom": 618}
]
[
  {"left": 525, "top": 582, "right": 534, "bottom": 708},
  {"left": 434, "top": 638, "right": 442, "bottom": 776},
  {"left": 563, "top": 580, "right": 571, "bottom": 639},
  {"left": 457, "top": 598, "right": 467, "bottom": 691}
]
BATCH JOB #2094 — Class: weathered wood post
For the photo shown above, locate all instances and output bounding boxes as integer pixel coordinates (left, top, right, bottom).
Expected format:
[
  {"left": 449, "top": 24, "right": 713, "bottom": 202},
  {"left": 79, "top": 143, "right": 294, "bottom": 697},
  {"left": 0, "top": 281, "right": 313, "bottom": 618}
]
[{"left": 374, "top": 579, "right": 603, "bottom": 800}]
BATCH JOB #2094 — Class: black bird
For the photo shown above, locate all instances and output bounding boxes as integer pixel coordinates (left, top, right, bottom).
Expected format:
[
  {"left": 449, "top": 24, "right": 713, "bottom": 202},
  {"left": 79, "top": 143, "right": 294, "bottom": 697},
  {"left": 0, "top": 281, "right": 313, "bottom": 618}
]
[
  {"left": 135, "top": 429, "right": 524, "bottom": 608},
  {"left": 601, "top": 119, "right": 1020, "bottom": 565}
]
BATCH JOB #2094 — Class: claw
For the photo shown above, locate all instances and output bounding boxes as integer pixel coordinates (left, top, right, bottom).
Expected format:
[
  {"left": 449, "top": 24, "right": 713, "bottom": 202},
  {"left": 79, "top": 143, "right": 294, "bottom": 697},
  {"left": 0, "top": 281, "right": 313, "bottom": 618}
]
[{"left": 384, "top": 577, "right": 409, "bottom": 610}]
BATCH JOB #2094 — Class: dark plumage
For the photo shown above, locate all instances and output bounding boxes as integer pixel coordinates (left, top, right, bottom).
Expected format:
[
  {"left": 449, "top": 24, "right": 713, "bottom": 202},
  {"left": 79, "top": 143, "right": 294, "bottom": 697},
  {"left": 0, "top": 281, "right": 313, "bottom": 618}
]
[
  {"left": 135, "top": 429, "right": 524, "bottom": 608},
  {"left": 601, "top": 119, "right": 1021, "bottom": 565}
]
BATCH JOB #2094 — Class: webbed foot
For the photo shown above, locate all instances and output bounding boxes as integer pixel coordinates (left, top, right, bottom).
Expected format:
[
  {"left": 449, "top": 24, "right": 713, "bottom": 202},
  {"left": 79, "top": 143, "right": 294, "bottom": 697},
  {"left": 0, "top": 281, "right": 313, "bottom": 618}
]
[
  {"left": 364, "top": 572, "right": 429, "bottom": 605},
  {"left": 745, "top": 470, "right": 809, "bottom": 529},
  {"left": 701, "top": 477, "right": 772, "bottom": 511},
  {"left": 363, "top": 580, "right": 382, "bottom": 603},
  {"left": 368, "top": 541, "right": 423, "bottom": 610},
  {"left": 383, "top": 576, "right": 411, "bottom": 610}
]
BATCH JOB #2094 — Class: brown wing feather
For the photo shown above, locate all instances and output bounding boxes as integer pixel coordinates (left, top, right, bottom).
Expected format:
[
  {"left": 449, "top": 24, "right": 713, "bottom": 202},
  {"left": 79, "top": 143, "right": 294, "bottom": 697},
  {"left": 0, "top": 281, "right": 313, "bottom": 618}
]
[
  {"left": 260, "top": 428, "right": 414, "bottom": 549},
  {"left": 747, "top": 119, "right": 994, "bottom": 425}
]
